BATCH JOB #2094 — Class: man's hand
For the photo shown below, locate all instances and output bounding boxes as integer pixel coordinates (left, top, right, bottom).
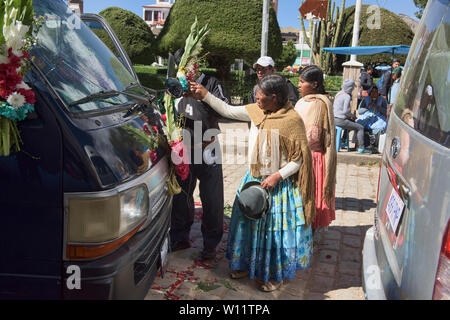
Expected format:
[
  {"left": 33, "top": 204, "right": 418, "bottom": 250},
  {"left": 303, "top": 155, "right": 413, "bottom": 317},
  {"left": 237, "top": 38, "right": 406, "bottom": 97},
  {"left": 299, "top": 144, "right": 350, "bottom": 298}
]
[
  {"left": 189, "top": 82, "right": 208, "bottom": 100},
  {"left": 261, "top": 172, "right": 282, "bottom": 189}
]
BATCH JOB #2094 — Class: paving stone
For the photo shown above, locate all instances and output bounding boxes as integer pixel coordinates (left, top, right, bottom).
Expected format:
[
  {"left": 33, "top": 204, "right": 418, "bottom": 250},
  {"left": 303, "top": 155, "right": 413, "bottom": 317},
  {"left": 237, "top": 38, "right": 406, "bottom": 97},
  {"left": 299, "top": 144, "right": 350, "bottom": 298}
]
[
  {"left": 313, "top": 262, "right": 336, "bottom": 277},
  {"left": 318, "top": 249, "right": 339, "bottom": 264},
  {"left": 305, "top": 292, "right": 330, "bottom": 300},
  {"left": 320, "top": 238, "right": 341, "bottom": 251},
  {"left": 338, "top": 260, "right": 362, "bottom": 276},
  {"left": 221, "top": 288, "right": 251, "bottom": 300},
  {"left": 295, "top": 268, "right": 312, "bottom": 281},
  {"left": 282, "top": 278, "right": 308, "bottom": 297},
  {"left": 196, "top": 294, "right": 222, "bottom": 300},
  {"left": 343, "top": 235, "right": 363, "bottom": 248},
  {"left": 309, "top": 275, "right": 335, "bottom": 293},
  {"left": 341, "top": 247, "right": 362, "bottom": 264},
  {"left": 336, "top": 273, "right": 362, "bottom": 288},
  {"left": 326, "top": 288, "right": 365, "bottom": 300},
  {"left": 322, "top": 229, "right": 342, "bottom": 240},
  {"left": 276, "top": 291, "right": 302, "bottom": 300},
  {"left": 176, "top": 281, "right": 201, "bottom": 299},
  {"left": 342, "top": 226, "right": 363, "bottom": 236}
]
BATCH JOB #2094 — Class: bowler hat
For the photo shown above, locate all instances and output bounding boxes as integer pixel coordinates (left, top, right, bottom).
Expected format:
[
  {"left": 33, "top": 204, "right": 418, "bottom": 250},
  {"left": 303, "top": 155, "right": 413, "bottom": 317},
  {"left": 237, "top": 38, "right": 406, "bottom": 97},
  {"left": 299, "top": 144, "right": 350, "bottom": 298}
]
[{"left": 238, "top": 181, "right": 271, "bottom": 221}]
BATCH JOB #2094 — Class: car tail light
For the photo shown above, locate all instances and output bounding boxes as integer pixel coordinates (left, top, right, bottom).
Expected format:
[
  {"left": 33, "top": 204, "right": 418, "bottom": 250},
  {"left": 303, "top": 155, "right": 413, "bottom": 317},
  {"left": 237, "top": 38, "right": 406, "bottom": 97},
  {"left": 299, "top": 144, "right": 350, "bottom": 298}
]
[{"left": 433, "top": 222, "right": 450, "bottom": 300}]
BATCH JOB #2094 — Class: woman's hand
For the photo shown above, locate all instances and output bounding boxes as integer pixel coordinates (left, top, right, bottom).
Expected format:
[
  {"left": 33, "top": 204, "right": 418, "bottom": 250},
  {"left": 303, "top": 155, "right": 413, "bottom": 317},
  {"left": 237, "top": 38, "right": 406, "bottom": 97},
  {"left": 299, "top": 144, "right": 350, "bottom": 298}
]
[
  {"left": 189, "top": 82, "right": 208, "bottom": 100},
  {"left": 261, "top": 172, "right": 282, "bottom": 189}
]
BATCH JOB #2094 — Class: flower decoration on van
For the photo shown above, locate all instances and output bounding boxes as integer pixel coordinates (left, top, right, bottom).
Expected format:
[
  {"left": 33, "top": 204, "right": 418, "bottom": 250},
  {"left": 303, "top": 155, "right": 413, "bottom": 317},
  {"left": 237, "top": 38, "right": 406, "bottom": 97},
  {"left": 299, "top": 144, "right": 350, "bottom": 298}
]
[{"left": 0, "top": 0, "right": 39, "bottom": 157}]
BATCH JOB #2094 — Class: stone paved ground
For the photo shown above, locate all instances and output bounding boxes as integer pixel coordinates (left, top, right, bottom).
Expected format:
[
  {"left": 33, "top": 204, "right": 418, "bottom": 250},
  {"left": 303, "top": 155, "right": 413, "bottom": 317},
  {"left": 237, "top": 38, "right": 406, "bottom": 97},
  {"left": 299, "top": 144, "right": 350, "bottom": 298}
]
[{"left": 145, "top": 122, "right": 380, "bottom": 300}]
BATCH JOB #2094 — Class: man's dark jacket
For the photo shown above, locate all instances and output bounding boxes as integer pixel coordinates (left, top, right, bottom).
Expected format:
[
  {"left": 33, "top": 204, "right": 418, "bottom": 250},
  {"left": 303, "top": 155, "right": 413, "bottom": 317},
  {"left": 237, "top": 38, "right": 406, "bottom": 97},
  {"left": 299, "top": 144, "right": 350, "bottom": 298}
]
[{"left": 360, "top": 71, "right": 374, "bottom": 91}]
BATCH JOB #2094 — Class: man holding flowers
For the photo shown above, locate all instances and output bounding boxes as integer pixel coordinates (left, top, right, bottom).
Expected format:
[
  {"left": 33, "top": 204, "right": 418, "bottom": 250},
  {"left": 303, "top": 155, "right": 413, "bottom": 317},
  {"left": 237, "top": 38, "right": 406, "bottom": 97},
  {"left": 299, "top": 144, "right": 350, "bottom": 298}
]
[{"left": 169, "top": 20, "right": 229, "bottom": 261}]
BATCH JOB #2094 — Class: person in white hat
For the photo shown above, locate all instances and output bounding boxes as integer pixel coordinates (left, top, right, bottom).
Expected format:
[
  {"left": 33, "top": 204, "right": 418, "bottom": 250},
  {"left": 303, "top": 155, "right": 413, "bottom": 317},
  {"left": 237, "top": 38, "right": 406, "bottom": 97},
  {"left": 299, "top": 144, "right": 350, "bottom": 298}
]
[{"left": 251, "top": 56, "right": 299, "bottom": 105}]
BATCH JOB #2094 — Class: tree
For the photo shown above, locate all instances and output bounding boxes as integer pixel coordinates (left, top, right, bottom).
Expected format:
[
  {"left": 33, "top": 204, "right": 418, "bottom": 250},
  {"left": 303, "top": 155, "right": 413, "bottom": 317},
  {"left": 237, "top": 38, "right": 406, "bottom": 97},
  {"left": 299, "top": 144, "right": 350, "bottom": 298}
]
[
  {"left": 336, "top": 5, "right": 415, "bottom": 68},
  {"left": 98, "top": 7, "right": 156, "bottom": 65},
  {"left": 155, "top": 0, "right": 282, "bottom": 81},
  {"left": 413, "top": 0, "right": 428, "bottom": 19},
  {"left": 274, "top": 40, "right": 297, "bottom": 70}
]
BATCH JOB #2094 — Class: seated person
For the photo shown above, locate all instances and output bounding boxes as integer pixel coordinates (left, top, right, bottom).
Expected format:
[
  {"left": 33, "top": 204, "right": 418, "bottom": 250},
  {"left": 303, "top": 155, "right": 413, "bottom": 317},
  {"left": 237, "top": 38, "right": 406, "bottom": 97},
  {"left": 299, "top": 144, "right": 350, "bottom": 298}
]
[
  {"left": 333, "top": 79, "right": 371, "bottom": 154},
  {"left": 356, "top": 86, "right": 388, "bottom": 136}
]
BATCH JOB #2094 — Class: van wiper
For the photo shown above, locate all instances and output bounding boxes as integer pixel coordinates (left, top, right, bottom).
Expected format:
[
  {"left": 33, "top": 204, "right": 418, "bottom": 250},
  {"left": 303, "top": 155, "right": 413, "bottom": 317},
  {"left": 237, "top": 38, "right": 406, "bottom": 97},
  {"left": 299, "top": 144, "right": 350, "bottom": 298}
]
[{"left": 68, "top": 84, "right": 151, "bottom": 107}]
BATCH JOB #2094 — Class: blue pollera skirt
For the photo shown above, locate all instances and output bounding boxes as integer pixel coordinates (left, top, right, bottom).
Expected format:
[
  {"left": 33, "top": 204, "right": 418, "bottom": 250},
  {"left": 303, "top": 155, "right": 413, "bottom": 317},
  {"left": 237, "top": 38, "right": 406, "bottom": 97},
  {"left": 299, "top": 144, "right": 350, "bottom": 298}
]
[{"left": 226, "top": 170, "right": 313, "bottom": 283}]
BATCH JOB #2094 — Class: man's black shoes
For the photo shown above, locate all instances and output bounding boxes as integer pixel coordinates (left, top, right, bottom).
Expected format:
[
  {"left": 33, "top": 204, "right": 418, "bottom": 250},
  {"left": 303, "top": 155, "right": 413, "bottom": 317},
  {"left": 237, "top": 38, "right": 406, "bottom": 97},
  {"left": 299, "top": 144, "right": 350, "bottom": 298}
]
[
  {"left": 200, "top": 247, "right": 216, "bottom": 260},
  {"left": 171, "top": 240, "right": 191, "bottom": 252}
]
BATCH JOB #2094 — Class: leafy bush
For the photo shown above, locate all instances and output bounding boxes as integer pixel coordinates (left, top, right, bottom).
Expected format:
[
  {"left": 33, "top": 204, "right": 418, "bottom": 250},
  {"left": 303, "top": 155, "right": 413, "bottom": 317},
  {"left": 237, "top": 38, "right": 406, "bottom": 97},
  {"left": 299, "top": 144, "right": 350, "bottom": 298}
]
[
  {"left": 339, "top": 5, "right": 415, "bottom": 66},
  {"left": 155, "top": 0, "right": 282, "bottom": 81},
  {"left": 275, "top": 41, "right": 297, "bottom": 71},
  {"left": 99, "top": 7, "right": 156, "bottom": 65},
  {"left": 134, "top": 65, "right": 166, "bottom": 90}
]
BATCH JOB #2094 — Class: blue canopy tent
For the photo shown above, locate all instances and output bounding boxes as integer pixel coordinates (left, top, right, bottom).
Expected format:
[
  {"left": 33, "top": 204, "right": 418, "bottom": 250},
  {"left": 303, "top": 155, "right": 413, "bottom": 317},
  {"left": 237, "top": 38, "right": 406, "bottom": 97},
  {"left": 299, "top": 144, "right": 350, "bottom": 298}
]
[{"left": 321, "top": 45, "right": 410, "bottom": 56}]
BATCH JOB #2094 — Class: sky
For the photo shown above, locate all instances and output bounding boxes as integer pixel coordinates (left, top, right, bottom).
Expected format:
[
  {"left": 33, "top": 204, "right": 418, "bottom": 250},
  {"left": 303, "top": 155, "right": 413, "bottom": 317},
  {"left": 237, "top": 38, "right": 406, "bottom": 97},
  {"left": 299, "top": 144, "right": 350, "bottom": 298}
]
[{"left": 83, "top": 0, "right": 420, "bottom": 28}]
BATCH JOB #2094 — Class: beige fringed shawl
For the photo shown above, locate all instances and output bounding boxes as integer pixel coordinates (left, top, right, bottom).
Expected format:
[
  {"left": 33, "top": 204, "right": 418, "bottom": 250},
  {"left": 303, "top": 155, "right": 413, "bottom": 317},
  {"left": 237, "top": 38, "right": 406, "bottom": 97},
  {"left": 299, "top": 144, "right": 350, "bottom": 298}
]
[
  {"left": 245, "top": 102, "right": 316, "bottom": 227},
  {"left": 299, "top": 94, "right": 337, "bottom": 207}
]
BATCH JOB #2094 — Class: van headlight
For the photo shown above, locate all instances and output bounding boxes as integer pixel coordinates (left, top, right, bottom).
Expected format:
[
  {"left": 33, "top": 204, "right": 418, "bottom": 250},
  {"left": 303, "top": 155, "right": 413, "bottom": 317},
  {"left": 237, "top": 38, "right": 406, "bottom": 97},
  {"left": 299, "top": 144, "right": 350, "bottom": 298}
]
[{"left": 66, "top": 185, "right": 149, "bottom": 244}]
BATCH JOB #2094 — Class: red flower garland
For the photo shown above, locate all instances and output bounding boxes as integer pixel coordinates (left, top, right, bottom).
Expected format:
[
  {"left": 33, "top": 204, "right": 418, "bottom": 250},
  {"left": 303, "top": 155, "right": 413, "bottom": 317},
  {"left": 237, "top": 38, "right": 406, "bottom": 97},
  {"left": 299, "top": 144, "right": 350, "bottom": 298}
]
[{"left": 0, "top": 49, "right": 35, "bottom": 105}]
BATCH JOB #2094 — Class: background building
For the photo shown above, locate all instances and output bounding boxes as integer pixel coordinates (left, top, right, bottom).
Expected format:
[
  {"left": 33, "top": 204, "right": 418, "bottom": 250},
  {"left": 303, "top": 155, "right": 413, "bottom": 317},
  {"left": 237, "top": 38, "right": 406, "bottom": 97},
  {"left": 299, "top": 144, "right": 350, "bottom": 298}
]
[
  {"left": 68, "top": 0, "right": 83, "bottom": 14},
  {"left": 280, "top": 27, "right": 311, "bottom": 69},
  {"left": 143, "top": 0, "right": 175, "bottom": 36}
]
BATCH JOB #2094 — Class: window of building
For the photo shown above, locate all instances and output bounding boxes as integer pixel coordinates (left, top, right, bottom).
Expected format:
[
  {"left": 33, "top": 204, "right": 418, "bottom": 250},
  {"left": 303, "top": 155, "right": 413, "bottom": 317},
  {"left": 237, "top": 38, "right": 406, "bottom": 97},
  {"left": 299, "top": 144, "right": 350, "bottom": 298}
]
[
  {"left": 153, "top": 11, "right": 161, "bottom": 22},
  {"left": 145, "top": 10, "right": 152, "bottom": 21}
]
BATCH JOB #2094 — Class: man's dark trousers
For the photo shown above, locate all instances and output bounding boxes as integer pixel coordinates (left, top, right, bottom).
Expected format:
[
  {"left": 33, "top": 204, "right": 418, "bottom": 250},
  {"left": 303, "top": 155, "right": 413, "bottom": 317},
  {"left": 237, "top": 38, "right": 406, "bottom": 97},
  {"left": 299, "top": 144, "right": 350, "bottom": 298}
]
[{"left": 170, "top": 149, "right": 224, "bottom": 251}]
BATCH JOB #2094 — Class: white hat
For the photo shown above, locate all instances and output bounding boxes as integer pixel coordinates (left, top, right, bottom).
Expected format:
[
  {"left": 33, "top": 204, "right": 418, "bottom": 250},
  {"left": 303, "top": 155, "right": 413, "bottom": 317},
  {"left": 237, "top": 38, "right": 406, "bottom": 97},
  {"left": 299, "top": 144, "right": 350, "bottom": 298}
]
[{"left": 253, "top": 56, "right": 275, "bottom": 69}]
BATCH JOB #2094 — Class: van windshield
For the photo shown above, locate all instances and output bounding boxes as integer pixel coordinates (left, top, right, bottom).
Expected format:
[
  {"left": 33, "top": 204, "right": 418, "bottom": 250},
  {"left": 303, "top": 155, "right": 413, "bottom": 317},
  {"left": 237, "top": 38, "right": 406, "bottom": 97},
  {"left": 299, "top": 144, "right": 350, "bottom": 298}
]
[{"left": 31, "top": 0, "right": 146, "bottom": 113}]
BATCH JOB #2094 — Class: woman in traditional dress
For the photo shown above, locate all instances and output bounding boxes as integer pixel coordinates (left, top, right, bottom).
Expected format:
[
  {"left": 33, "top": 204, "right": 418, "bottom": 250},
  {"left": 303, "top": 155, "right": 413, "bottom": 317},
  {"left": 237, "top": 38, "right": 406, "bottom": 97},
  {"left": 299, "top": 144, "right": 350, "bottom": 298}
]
[
  {"left": 295, "top": 65, "right": 337, "bottom": 232},
  {"left": 189, "top": 74, "right": 315, "bottom": 292}
]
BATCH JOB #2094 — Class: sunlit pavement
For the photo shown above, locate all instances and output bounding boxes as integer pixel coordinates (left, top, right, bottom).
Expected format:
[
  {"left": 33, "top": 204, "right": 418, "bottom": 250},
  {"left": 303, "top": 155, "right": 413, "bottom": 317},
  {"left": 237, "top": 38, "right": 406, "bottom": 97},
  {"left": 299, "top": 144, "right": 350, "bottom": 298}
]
[{"left": 145, "top": 122, "right": 381, "bottom": 300}]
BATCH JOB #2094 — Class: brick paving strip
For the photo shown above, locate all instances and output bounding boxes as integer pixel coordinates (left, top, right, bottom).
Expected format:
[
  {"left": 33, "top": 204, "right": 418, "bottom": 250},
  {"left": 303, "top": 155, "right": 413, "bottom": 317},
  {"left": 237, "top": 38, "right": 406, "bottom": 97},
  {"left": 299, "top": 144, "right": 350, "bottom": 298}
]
[{"left": 145, "top": 122, "right": 381, "bottom": 300}]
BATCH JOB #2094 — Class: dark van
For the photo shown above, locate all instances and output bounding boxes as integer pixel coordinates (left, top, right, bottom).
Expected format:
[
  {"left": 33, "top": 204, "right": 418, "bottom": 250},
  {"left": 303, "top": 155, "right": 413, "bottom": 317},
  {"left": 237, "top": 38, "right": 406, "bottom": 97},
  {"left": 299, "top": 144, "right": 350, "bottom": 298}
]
[{"left": 0, "top": 0, "right": 171, "bottom": 299}]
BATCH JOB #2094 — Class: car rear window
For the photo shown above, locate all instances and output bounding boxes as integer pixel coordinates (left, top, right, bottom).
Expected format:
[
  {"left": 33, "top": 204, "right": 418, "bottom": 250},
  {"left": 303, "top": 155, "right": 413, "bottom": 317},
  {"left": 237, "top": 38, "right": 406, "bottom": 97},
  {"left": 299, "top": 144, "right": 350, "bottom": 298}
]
[{"left": 393, "top": 0, "right": 449, "bottom": 148}]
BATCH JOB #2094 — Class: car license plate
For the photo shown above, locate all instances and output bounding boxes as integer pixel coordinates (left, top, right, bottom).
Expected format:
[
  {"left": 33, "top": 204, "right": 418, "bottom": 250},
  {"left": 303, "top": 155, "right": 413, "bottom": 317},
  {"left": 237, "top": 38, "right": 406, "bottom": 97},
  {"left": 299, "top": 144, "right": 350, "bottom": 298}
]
[
  {"left": 160, "top": 236, "right": 169, "bottom": 277},
  {"left": 385, "top": 188, "right": 405, "bottom": 234}
]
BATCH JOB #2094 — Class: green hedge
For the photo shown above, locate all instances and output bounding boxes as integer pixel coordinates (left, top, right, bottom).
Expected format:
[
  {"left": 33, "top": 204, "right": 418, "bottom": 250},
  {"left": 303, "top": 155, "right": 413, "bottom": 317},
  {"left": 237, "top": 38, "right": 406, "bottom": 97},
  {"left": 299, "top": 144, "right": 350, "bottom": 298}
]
[
  {"left": 134, "top": 65, "right": 166, "bottom": 90},
  {"left": 155, "top": 0, "right": 282, "bottom": 69},
  {"left": 98, "top": 7, "right": 156, "bottom": 65},
  {"left": 135, "top": 65, "right": 344, "bottom": 102}
]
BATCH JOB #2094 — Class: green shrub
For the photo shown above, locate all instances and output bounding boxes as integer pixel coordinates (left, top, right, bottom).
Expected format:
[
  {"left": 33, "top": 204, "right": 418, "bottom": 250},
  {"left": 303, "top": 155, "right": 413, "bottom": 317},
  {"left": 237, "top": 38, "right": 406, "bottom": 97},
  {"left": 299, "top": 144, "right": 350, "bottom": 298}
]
[
  {"left": 339, "top": 5, "right": 415, "bottom": 66},
  {"left": 155, "top": 0, "right": 282, "bottom": 81},
  {"left": 134, "top": 65, "right": 166, "bottom": 90},
  {"left": 275, "top": 41, "right": 297, "bottom": 71},
  {"left": 99, "top": 7, "right": 156, "bottom": 65}
]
